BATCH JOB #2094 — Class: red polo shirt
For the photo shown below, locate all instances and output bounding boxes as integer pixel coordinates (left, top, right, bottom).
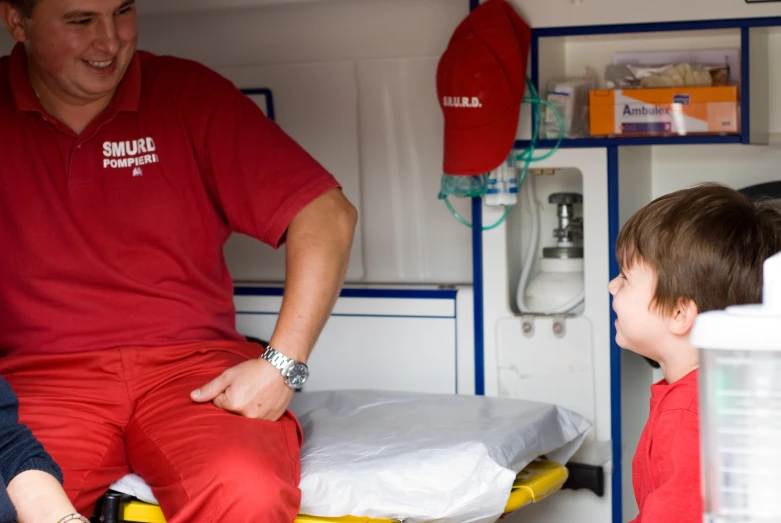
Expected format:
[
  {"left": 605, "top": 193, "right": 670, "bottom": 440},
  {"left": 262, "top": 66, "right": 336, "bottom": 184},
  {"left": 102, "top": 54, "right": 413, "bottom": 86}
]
[
  {"left": 631, "top": 370, "right": 702, "bottom": 523},
  {"left": 0, "top": 44, "right": 340, "bottom": 355}
]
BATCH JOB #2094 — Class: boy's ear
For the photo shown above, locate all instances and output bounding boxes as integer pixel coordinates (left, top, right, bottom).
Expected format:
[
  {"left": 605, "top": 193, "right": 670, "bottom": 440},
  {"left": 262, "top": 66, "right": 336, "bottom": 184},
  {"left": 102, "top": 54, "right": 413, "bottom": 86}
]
[{"left": 669, "top": 298, "right": 699, "bottom": 337}]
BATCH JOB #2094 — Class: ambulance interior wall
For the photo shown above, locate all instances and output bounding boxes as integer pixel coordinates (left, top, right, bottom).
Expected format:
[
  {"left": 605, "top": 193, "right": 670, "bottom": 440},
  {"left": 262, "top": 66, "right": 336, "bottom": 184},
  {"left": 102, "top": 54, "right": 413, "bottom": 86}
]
[{"left": 0, "top": 0, "right": 474, "bottom": 286}]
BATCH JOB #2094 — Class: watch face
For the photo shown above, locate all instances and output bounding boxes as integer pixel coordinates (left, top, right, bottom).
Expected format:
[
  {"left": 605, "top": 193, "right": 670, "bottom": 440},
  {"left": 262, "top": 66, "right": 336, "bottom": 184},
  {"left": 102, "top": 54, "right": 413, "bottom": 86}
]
[{"left": 286, "top": 362, "right": 309, "bottom": 388}]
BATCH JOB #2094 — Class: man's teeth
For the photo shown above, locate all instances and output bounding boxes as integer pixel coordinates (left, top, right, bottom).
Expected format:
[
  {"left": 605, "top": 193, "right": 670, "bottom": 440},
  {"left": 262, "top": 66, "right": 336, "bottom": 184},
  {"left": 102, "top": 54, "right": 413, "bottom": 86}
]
[{"left": 88, "top": 60, "right": 113, "bottom": 69}]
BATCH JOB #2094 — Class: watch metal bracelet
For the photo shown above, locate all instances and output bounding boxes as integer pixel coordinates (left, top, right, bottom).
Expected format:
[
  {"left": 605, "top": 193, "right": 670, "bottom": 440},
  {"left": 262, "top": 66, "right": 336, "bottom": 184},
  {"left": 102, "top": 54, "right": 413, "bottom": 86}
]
[{"left": 263, "top": 346, "right": 293, "bottom": 373}]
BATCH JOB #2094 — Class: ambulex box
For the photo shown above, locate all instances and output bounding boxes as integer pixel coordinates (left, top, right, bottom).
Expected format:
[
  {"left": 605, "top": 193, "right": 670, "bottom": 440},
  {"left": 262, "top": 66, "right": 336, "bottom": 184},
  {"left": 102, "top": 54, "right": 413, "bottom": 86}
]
[{"left": 589, "top": 86, "right": 739, "bottom": 136}]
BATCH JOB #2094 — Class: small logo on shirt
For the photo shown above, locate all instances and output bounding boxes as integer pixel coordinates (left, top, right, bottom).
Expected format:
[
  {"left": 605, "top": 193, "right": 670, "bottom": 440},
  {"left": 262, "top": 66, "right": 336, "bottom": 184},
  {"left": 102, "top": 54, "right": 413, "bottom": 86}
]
[
  {"left": 102, "top": 137, "right": 160, "bottom": 171},
  {"left": 442, "top": 96, "right": 483, "bottom": 108}
]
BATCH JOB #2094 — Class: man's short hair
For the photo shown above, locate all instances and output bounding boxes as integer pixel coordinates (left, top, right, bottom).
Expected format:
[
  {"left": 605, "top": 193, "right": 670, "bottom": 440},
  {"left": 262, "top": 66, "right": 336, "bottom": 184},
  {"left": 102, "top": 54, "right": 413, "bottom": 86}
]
[
  {"left": 616, "top": 182, "right": 781, "bottom": 317},
  {"left": 3, "top": 0, "right": 36, "bottom": 18}
]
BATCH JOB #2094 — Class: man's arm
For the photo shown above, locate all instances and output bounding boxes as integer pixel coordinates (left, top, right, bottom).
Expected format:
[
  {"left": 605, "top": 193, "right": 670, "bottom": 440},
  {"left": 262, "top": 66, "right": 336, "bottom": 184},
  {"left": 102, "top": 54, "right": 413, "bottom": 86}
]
[
  {"left": 192, "top": 189, "right": 357, "bottom": 420},
  {"left": 268, "top": 188, "right": 357, "bottom": 362}
]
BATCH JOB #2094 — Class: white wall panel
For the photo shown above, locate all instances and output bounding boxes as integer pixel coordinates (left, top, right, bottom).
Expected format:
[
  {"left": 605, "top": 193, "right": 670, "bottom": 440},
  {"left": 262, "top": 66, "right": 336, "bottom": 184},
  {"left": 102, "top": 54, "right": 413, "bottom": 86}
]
[
  {"left": 218, "top": 61, "right": 365, "bottom": 281},
  {"left": 357, "top": 58, "right": 472, "bottom": 283},
  {"left": 135, "top": 0, "right": 467, "bottom": 68},
  {"left": 651, "top": 144, "right": 781, "bottom": 198}
]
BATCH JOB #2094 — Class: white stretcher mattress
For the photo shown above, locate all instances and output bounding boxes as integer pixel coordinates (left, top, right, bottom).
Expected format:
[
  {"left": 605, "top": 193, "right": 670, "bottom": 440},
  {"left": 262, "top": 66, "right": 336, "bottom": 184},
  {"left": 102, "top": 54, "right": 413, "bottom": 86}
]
[{"left": 110, "top": 390, "right": 591, "bottom": 523}]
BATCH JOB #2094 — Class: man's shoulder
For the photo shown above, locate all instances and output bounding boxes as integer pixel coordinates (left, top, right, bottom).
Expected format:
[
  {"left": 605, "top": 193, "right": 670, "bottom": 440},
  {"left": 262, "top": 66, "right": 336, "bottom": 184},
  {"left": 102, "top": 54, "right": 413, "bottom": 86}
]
[
  {"left": 137, "top": 51, "right": 229, "bottom": 88},
  {"left": 134, "top": 51, "right": 236, "bottom": 115}
]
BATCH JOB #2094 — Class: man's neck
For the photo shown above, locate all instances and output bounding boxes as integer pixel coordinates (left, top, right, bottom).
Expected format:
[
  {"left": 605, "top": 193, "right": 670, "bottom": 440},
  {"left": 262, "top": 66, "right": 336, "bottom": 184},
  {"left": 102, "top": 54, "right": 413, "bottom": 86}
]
[{"left": 29, "top": 73, "right": 113, "bottom": 135}]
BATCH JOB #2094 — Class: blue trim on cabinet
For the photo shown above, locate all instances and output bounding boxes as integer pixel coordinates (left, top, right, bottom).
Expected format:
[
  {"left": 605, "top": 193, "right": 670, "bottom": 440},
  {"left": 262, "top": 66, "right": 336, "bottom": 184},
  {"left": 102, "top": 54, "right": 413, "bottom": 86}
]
[
  {"left": 471, "top": 197, "right": 485, "bottom": 396},
  {"left": 234, "top": 287, "right": 458, "bottom": 300},
  {"left": 532, "top": 16, "right": 781, "bottom": 38},
  {"left": 515, "top": 135, "right": 741, "bottom": 150},
  {"left": 607, "top": 146, "right": 623, "bottom": 523}
]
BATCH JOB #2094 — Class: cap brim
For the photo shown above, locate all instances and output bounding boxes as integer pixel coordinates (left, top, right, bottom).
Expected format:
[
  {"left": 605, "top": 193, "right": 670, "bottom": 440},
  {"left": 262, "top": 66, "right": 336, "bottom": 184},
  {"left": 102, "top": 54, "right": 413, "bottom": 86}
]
[{"left": 442, "top": 103, "right": 520, "bottom": 176}]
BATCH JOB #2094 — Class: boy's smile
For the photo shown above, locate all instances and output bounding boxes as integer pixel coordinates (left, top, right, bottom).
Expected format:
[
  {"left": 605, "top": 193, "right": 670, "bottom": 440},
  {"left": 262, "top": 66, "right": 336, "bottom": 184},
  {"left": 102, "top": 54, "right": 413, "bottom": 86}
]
[{"left": 608, "top": 261, "right": 668, "bottom": 360}]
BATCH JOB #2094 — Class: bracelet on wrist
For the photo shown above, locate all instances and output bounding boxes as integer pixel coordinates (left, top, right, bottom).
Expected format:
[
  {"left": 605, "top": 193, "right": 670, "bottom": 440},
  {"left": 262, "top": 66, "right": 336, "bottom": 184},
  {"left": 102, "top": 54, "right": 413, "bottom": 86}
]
[{"left": 56, "top": 513, "right": 90, "bottom": 523}]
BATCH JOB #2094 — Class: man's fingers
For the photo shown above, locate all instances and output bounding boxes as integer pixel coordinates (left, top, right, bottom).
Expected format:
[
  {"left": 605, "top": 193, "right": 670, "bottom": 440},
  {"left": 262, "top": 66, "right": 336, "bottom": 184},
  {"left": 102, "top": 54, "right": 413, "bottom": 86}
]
[
  {"left": 190, "top": 372, "right": 230, "bottom": 402},
  {"left": 212, "top": 392, "right": 232, "bottom": 412}
]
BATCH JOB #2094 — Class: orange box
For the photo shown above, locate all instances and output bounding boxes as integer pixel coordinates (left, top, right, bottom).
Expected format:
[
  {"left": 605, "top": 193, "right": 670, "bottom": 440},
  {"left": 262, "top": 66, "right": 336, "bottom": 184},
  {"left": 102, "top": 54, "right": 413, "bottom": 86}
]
[{"left": 589, "top": 86, "right": 739, "bottom": 136}]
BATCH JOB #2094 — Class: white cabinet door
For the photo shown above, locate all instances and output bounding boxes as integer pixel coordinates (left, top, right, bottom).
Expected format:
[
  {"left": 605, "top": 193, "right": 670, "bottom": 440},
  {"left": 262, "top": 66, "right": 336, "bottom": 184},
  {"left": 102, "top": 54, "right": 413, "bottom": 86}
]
[{"left": 234, "top": 290, "right": 460, "bottom": 394}]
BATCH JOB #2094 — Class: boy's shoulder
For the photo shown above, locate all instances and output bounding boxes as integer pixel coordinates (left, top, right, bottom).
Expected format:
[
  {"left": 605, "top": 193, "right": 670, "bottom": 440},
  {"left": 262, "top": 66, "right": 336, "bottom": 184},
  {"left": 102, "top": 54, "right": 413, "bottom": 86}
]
[{"left": 655, "top": 370, "right": 699, "bottom": 415}]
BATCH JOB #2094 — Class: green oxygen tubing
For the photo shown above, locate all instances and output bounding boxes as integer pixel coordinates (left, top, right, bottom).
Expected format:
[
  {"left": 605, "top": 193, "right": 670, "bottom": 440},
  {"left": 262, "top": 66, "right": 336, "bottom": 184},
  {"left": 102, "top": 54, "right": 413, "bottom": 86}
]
[{"left": 439, "top": 78, "right": 564, "bottom": 230}]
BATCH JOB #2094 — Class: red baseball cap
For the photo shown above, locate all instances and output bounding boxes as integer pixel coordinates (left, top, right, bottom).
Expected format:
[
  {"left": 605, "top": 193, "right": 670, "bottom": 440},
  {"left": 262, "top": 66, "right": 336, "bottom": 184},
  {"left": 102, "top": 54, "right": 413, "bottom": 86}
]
[{"left": 436, "top": 0, "right": 531, "bottom": 176}]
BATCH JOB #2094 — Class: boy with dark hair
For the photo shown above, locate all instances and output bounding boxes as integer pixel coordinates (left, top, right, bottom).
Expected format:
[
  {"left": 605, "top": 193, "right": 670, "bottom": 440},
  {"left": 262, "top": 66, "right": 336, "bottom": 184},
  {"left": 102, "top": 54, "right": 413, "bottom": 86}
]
[{"left": 608, "top": 183, "right": 781, "bottom": 522}]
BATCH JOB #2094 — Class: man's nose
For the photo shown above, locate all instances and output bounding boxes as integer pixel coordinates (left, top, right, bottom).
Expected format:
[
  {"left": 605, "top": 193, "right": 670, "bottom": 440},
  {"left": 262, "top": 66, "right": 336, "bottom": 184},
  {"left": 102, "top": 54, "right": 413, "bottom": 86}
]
[{"left": 93, "top": 18, "right": 120, "bottom": 56}]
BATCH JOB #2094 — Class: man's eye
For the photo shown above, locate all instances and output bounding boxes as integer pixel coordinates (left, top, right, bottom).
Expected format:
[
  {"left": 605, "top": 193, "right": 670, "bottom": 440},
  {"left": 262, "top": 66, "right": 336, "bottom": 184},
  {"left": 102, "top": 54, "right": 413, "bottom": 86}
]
[{"left": 69, "top": 19, "right": 91, "bottom": 25}]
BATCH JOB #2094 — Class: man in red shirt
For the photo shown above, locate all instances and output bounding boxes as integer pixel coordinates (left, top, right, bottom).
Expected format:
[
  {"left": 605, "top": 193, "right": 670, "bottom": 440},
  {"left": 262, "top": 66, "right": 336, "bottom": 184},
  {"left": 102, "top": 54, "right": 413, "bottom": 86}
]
[
  {"left": 0, "top": 0, "right": 357, "bottom": 521},
  {"left": 608, "top": 184, "right": 781, "bottom": 523}
]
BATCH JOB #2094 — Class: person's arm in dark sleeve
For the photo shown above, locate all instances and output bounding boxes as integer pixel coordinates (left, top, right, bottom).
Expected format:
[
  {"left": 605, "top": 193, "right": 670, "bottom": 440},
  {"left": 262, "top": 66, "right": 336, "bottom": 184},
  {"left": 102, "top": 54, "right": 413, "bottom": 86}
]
[
  {"left": 0, "top": 471, "right": 17, "bottom": 523},
  {"left": 0, "top": 377, "right": 62, "bottom": 486},
  {"left": 0, "top": 377, "right": 81, "bottom": 523}
]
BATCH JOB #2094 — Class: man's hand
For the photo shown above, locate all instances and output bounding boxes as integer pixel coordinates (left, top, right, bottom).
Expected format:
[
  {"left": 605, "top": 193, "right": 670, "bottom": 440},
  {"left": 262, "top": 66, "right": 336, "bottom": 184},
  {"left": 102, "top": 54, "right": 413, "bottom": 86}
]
[{"left": 190, "top": 358, "right": 294, "bottom": 421}]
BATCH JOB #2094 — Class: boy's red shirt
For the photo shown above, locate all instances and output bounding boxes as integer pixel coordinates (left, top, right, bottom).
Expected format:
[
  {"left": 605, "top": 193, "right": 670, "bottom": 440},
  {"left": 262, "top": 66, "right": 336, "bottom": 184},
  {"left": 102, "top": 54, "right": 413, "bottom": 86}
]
[{"left": 631, "top": 369, "right": 702, "bottom": 523}]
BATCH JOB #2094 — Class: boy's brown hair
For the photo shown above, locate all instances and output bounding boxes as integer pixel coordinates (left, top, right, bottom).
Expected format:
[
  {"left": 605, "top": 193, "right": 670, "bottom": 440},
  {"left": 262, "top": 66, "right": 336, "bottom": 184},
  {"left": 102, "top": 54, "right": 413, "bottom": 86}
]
[{"left": 617, "top": 182, "right": 781, "bottom": 317}]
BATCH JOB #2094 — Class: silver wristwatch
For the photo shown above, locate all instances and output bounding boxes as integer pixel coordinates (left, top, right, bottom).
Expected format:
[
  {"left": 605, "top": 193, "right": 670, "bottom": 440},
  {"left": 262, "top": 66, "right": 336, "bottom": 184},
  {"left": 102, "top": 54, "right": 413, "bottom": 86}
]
[{"left": 260, "top": 345, "right": 309, "bottom": 389}]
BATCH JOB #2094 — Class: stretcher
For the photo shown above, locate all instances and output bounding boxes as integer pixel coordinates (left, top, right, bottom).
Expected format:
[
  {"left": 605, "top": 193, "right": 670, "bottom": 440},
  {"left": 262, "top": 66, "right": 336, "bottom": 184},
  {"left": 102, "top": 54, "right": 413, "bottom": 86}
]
[
  {"left": 97, "top": 459, "right": 568, "bottom": 523},
  {"left": 95, "top": 389, "right": 592, "bottom": 523}
]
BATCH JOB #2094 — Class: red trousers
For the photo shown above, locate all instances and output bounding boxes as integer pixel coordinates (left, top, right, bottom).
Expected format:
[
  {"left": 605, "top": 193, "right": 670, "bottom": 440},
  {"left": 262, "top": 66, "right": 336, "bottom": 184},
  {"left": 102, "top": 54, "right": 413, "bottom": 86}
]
[{"left": 0, "top": 340, "right": 303, "bottom": 522}]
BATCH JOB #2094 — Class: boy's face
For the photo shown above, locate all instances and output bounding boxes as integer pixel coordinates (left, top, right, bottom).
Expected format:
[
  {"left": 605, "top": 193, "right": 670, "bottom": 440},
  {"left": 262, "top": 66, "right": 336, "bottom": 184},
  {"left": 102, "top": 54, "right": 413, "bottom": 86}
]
[{"left": 607, "top": 260, "right": 668, "bottom": 359}]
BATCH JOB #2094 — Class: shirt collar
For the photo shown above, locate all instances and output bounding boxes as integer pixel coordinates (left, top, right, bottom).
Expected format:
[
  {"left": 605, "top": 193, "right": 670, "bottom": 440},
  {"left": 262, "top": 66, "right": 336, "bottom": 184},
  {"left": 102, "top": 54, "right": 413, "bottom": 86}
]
[{"left": 9, "top": 42, "right": 142, "bottom": 115}]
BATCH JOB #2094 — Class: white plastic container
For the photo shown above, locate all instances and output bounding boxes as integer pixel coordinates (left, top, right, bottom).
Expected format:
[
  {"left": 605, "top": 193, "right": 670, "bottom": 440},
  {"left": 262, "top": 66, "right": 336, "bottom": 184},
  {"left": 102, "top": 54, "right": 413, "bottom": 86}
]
[{"left": 690, "top": 252, "right": 781, "bottom": 523}]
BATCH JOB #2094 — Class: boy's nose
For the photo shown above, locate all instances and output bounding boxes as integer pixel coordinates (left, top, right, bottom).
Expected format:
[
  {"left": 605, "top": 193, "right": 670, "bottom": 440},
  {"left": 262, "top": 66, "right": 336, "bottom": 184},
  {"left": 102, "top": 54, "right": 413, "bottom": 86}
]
[{"left": 607, "top": 277, "right": 620, "bottom": 295}]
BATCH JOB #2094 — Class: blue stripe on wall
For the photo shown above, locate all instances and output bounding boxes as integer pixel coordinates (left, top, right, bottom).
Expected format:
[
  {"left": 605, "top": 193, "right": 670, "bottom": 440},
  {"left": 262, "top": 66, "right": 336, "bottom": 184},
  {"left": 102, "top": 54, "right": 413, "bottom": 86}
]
[{"left": 607, "top": 146, "right": 623, "bottom": 523}]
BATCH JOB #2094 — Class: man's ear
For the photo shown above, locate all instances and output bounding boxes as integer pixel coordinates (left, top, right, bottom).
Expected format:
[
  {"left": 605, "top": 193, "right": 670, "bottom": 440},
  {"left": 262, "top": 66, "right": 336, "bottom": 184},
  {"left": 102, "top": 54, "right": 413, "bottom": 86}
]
[
  {"left": 669, "top": 298, "right": 699, "bottom": 337},
  {"left": 0, "top": 3, "right": 28, "bottom": 43}
]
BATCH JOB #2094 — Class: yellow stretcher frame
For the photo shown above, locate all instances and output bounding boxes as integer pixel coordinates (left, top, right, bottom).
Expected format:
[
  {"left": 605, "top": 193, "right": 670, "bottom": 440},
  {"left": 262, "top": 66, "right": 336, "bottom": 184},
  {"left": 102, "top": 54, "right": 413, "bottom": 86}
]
[{"left": 118, "top": 459, "right": 568, "bottom": 523}]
